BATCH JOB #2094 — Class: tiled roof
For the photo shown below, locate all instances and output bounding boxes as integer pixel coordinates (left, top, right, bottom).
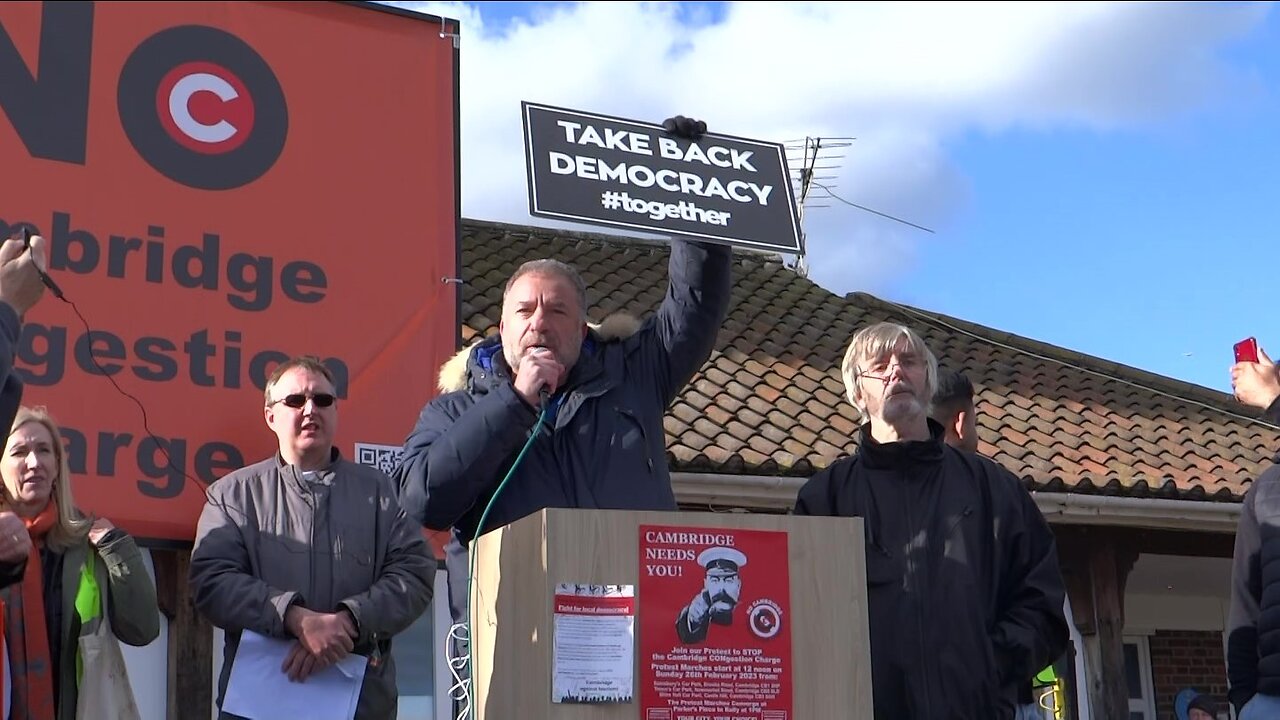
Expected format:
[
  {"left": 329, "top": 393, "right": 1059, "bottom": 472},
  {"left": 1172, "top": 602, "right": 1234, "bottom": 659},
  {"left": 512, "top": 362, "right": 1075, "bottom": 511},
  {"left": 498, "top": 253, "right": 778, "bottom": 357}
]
[{"left": 453, "top": 219, "right": 1279, "bottom": 502}]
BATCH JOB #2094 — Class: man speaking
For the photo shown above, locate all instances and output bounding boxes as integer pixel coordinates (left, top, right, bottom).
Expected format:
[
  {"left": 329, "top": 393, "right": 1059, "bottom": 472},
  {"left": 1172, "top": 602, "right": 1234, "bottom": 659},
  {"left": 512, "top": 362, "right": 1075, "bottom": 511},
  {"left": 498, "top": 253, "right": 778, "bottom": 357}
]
[{"left": 394, "top": 116, "right": 733, "bottom": 640}]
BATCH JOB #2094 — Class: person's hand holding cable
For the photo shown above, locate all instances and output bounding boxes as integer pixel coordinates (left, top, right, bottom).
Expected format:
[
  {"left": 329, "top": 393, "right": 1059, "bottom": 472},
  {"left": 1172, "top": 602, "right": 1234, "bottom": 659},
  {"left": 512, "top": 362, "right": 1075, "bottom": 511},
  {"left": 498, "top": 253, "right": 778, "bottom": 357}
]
[{"left": 0, "top": 231, "right": 49, "bottom": 318}]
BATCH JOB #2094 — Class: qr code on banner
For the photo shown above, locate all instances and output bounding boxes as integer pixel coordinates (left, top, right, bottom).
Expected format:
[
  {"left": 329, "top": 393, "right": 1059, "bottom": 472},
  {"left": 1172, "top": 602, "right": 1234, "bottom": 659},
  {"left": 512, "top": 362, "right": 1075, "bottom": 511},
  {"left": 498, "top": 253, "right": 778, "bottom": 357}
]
[{"left": 355, "top": 443, "right": 404, "bottom": 474}]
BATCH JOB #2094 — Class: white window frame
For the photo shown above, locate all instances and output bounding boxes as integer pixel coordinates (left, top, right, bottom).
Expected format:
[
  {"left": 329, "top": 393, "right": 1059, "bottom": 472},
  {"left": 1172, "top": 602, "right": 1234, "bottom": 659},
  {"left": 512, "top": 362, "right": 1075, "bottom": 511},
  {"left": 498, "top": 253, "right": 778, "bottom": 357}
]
[
  {"left": 1124, "top": 635, "right": 1157, "bottom": 720},
  {"left": 398, "top": 566, "right": 453, "bottom": 719},
  {"left": 433, "top": 569, "right": 452, "bottom": 720}
]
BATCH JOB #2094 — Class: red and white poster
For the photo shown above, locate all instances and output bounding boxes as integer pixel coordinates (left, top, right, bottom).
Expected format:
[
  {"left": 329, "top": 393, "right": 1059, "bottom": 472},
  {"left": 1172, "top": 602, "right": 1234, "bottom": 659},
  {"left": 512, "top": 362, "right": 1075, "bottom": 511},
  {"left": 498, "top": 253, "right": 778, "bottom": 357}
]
[
  {"left": 0, "top": 2, "right": 458, "bottom": 542},
  {"left": 639, "top": 525, "right": 792, "bottom": 720}
]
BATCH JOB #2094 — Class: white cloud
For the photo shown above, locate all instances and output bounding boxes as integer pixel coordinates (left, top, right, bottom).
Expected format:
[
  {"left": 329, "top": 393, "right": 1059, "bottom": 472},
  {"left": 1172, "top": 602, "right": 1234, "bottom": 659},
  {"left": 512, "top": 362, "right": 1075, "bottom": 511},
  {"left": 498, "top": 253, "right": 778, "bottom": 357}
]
[{"left": 382, "top": 1, "right": 1269, "bottom": 295}]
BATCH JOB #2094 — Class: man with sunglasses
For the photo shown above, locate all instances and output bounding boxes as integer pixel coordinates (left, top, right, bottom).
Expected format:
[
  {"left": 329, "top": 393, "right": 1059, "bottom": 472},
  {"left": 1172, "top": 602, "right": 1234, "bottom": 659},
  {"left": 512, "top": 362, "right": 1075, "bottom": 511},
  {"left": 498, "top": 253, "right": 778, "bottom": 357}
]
[
  {"left": 190, "top": 356, "right": 436, "bottom": 719},
  {"left": 793, "top": 322, "right": 1068, "bottom": 720}
]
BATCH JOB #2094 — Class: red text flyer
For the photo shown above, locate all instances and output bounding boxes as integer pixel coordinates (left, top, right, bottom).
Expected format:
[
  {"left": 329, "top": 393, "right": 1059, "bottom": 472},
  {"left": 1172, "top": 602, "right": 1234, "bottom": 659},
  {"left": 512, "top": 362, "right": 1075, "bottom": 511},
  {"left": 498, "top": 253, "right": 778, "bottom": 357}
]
[{"left": 639, "top": 525, "right": 792, "bottom": 720}]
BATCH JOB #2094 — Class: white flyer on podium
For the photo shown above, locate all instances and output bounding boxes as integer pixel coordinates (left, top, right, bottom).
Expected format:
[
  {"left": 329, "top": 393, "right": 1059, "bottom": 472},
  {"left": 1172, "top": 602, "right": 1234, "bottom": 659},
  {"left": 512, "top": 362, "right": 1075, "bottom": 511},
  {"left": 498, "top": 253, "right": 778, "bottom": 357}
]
[{"left": 552, "top": 583, "right": 635, "bottom": 704}]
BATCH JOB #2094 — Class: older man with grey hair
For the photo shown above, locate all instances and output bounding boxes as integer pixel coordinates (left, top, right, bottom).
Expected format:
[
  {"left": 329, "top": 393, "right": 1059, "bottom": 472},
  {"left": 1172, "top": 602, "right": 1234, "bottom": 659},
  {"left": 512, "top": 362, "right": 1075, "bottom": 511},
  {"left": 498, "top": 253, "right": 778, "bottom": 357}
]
[{"left": 794, "top": 321, "right": 1068, "bottom": 720}]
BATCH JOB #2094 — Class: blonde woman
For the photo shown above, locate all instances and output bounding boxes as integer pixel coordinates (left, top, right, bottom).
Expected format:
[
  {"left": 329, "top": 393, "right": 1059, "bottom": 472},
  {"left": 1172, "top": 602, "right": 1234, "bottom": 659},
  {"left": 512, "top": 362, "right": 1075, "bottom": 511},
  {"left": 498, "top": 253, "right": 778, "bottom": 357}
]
[{"left": 0, "top": 406, "right": 158, "bottom": 720}]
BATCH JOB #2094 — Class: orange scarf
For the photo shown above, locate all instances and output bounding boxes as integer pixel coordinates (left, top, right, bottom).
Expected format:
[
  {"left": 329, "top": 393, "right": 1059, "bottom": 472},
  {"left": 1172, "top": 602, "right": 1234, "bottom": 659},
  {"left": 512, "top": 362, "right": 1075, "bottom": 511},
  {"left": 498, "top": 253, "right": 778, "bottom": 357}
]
[{"left": 5, "top": 501, "right": 59, "bottom": 720}]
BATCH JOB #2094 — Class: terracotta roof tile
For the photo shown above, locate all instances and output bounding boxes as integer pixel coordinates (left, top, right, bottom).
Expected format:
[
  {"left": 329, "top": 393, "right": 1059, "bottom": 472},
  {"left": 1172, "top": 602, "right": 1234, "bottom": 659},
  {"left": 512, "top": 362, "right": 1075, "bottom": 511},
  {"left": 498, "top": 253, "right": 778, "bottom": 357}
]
[
  {"left": 761, "top": 424, "right": 791, "bottom": 445},
  {"left": 782, "top": 437, "right": 814, "bottom": 459},
  {"left": 685, "top": 391, "right": 713, "bottom": 412},
  {"left": 999, "top": 403, "right": 1034, "bottom": 424},
  {"left": 746, "top": 395, "right": 777, "bottom": 418},
  {"left": 791, "top": 427, "right": 819, "bottom": 448},
  {"left": 705, "top": 404, "right": 733, "bottom": 427},
  {"left": 757, "top": 385, "right": 782, "bottom": 404},
  {"left": 747, "top": 433, "right": 777, "bottom": 457},
  {"left": 691, "top": 418, "right": 722, "bottom": 441},
  {"left": 454, "top": 219, "right": 1280, "bottom": 500},
  {"left": 678, "top": 431, "right": 712, "bottom": 453},
  {"left": 766, "top": 410, "right": 795, "bottom": 431},
  {"left": 772, "top": 361, "right": 799, "bottom": 380},
  {"left": 718, "top": 394, "right": 746, "bottom": 416},
  {"left": 827, "top": 413, "right": 858, "bottom": 437},
  {"left": 739, "top": 448, "right": 769, "bottom": 467},
  {"left": 736, "top": 406, "right": 767, "bottom": 428},
  {"left": 717, "top": 433, "right": 747, "bottom": 455}
]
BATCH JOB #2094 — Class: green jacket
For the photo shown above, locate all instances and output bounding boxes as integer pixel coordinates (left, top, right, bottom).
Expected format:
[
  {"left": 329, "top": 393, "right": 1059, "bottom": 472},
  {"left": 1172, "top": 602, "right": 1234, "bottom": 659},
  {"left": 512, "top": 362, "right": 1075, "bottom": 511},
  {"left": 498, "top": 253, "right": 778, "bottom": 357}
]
[{"left": 2, "top": 531, "right": 160, "bottom": 720}]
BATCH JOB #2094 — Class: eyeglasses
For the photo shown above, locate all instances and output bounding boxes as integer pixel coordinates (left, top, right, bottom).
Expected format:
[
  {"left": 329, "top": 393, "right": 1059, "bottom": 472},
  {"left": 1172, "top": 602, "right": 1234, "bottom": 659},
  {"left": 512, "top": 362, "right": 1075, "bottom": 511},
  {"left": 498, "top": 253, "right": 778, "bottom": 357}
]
[
  {"left": 268, "top": 393, "right": 337, "bottom": 409},
  {"left": 858, "top": 356, "right": 920, "bottom": 384}
]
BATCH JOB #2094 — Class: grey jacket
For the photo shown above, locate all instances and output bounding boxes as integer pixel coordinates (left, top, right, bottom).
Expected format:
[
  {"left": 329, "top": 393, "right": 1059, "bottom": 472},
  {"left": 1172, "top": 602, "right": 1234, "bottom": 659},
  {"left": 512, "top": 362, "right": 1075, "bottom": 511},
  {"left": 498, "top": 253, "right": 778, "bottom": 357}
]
[{"left": 190, "top": 450, "right": 436, "bottom": 719}]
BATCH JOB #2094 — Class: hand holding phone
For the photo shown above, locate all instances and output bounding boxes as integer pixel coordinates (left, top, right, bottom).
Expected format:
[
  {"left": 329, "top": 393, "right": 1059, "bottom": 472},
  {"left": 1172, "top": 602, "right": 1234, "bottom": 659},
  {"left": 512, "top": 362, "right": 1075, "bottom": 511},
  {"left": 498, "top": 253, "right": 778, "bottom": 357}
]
[
  {"left": 1236, "top": 337, "right": 1260, "bottom": 364},
  {"left": 1231, "top": 336, "right": 1280, "bottom": 409}
]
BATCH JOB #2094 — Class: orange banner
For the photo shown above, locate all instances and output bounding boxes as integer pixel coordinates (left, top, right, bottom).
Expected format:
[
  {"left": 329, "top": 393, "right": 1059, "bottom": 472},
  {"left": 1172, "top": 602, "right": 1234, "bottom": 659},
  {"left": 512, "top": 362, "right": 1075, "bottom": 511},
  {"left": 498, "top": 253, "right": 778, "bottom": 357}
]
[{"left": 0, "top": 1, "right": 460, "bottom": 542}]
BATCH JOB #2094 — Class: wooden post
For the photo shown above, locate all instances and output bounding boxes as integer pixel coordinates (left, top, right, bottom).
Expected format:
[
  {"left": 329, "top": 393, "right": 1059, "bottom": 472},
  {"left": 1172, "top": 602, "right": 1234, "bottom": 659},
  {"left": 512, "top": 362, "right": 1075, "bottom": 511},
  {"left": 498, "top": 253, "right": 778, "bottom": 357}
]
[
  {"left": 1087, "top": 541, "right": 1131, "bottom": 720},
  {"left": 153, "top": 547, "right": 213, "bottom": 720},
  {"left": 1059, "top": 528, "right": 1136, "bottom": 720}
]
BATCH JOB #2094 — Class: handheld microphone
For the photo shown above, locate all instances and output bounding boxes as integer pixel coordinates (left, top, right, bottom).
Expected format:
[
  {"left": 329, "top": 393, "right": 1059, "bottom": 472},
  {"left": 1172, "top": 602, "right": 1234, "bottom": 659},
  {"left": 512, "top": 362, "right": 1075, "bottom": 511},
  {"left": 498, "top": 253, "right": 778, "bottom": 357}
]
[
  {"left": 528, "top": 346, "right": 553, "bottom": 409},
  {"left": 12, "top": 228, "right": 64, "bottom": 300}
]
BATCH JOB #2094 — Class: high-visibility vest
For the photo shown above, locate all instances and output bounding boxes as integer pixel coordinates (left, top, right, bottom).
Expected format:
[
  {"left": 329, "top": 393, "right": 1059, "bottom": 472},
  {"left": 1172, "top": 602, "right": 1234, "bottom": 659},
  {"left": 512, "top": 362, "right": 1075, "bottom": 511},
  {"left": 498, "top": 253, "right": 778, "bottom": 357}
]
[
  {"left": 1033, "top": 664, "right": 1058, "bottom": 687},
  {"left": 73, "top": 556, "right": 101, "bottom": 687}
]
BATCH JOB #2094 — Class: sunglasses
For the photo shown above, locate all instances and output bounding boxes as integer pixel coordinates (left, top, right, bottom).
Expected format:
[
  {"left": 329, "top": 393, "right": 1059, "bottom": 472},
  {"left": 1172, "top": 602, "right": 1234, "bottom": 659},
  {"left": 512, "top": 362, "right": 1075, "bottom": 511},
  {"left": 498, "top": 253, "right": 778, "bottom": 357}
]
[{"left": 269, "top": 393, "right": 337, "bottom": 409}]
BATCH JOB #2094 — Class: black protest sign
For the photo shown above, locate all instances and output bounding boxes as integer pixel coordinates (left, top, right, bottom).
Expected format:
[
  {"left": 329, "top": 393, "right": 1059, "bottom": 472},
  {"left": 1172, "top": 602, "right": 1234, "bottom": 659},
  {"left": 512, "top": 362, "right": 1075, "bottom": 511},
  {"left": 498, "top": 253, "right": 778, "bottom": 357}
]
[{"left": 522, "top": 102, "right": 802, "bottom": 254}]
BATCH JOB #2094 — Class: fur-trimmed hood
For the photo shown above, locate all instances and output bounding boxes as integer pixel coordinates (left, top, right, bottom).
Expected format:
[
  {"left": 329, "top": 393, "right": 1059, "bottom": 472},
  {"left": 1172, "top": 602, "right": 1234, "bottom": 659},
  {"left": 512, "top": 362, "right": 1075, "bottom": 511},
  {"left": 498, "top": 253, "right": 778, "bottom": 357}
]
[{"left": 437, "top": 313, "right": 642, "bottom": 392}]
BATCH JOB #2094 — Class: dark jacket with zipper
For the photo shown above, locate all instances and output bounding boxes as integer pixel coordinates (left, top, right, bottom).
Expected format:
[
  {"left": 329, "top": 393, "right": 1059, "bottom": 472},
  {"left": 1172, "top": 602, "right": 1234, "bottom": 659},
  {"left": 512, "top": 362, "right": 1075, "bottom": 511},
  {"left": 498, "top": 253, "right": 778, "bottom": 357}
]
[
  {"left": 393, "top": 239, "right": 733, "bottom": 623},
  {"left": 1227, "top": 458, "right": 1280, "bottom": 713},
  {"left": 793, "top": 420, "right": 1069, "bottom": 720},
  {"left": 0, "top": 301, "right": 27, "bottom": 591},
  {"left": 1227, "top": 398, "right": 1280, "bottom": 713}
]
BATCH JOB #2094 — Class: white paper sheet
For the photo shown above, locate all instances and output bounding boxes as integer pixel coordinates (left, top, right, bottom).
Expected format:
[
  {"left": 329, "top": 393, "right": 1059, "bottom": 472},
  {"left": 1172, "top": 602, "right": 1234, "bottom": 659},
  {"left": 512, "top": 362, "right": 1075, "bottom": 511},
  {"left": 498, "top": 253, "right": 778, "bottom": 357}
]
[
  {"left": 222, "top": 630, "right": 368, "bottom": 720},
  {"left": 552, "top": 583, "right": 635, "bottom": 703}
]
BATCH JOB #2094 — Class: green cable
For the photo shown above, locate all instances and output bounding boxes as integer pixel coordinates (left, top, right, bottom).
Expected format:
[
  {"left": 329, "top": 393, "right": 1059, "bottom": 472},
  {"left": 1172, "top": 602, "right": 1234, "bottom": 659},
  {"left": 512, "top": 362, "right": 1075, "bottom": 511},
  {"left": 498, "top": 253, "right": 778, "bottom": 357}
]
[{"left": 462, "top": 403, "right": 549, "bottom": 717}]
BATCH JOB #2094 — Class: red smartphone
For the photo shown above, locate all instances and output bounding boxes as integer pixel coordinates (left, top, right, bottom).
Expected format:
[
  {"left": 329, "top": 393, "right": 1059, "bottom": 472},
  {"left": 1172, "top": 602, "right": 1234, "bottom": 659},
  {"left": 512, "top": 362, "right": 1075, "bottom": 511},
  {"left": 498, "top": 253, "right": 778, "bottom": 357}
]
[{"left": 1236, "top": 337, "right": 1260, "bottom": 363}]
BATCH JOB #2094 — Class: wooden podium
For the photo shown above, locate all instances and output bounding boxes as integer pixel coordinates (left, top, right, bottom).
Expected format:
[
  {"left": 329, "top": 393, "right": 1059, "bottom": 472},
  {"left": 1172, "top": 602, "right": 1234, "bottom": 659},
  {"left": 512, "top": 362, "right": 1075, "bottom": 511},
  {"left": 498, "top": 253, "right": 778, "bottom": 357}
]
[{"left": 469, "top": 508, "right": 873, "bottom": 718}]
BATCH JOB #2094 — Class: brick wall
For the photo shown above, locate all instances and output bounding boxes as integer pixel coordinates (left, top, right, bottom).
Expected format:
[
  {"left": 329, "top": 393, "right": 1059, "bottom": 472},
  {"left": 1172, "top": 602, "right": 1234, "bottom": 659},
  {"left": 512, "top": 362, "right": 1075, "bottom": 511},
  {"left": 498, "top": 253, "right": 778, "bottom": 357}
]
[{"left": 1148, "top": 630, "right": 1228, "bottom": 720}]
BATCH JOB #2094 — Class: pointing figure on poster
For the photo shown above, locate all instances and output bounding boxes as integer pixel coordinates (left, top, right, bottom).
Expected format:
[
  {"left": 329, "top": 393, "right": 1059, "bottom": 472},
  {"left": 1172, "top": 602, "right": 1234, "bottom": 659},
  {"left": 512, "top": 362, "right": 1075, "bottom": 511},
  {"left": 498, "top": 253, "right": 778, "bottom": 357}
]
[{"left": 676, "top": 546, "right": 746, "bottom": 644}]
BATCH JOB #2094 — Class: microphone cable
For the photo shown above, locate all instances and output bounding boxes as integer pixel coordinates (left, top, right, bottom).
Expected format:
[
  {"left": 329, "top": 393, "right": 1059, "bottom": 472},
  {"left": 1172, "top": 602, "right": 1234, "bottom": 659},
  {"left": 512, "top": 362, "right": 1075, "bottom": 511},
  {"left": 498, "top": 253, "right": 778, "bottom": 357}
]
[{"left": 450, "top": 398, "right": 551, "bottom": 720}]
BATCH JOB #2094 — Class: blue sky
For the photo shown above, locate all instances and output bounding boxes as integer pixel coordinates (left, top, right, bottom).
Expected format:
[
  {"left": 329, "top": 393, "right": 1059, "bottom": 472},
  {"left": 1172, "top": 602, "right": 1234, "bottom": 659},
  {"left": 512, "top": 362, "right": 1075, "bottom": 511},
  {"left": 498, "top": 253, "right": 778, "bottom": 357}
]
[
  {"left": 391, "top": 1, "right": 1280, "bottom": 396},
  {"left": 904, "top": 7, "right": 1280, "bottom": 395}
]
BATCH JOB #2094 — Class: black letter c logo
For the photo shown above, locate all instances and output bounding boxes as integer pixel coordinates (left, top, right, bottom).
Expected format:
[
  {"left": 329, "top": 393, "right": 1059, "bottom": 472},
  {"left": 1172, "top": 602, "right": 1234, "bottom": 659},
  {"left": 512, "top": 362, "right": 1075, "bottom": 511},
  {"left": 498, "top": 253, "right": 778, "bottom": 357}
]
[{"left": 119, "top": 25, "right": 287, "bottom": 190}]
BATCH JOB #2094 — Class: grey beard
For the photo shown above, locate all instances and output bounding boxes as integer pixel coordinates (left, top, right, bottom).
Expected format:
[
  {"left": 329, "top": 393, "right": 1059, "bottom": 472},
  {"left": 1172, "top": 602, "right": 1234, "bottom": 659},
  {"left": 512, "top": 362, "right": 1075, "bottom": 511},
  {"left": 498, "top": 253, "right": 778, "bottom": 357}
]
[{"left": 880, "top": 396, "right": 921, "bottom": 425}]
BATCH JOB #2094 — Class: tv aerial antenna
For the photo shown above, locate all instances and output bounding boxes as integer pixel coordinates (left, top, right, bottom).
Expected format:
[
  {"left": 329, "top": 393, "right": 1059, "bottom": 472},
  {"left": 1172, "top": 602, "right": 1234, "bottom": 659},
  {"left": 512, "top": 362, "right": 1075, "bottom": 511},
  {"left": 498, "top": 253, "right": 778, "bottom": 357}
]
[{"left": 784, "top": 136, "right": 934, "bottom": 278}]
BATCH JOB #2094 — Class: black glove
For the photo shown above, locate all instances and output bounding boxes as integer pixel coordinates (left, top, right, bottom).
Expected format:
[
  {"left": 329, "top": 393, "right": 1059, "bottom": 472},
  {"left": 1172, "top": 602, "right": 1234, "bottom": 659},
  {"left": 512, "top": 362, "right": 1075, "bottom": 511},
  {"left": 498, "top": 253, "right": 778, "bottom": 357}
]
[{"left": 662, "top": 115, "right": 707, "bottom": 140}]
